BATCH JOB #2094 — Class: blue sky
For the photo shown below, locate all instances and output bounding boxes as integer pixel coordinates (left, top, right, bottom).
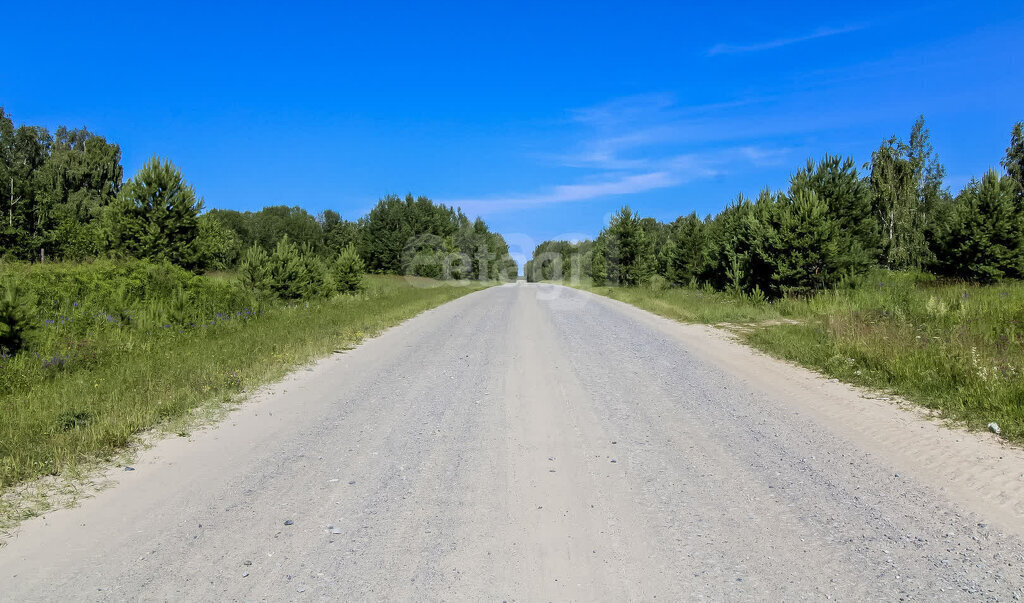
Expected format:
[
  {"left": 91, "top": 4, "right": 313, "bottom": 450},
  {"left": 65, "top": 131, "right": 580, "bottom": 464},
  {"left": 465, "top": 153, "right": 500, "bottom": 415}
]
[{"left": 3, "top": 1, "right": 1022, "bottom": 266}]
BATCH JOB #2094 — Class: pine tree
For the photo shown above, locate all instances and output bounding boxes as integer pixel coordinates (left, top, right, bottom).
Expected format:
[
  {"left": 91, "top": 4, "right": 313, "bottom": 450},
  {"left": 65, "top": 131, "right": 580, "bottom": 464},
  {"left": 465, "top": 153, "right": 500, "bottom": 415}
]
[
  {"left": 699, "top": 195, "right": 756, "bottom": 290},
  {"left": 195, "top": 213, "right": 242, "bottom": 270},
  {"left": 933, "top": 170, "right": 1023, "bottom": 283},
  {"left": 603, "top": 206, "right": 655, "bottom": 286},
  {"left": 590, "top": 244, "right": 607, "bottom": 286},
  {"left": 663, "top": 212, "right": 705, "bottom": 286},
  {"left": 240, "top": 244, "right": 272, "bottom": 293},
  {"left": 790, "top": 154, "right": 878, "bottom": 267},
  {"left": 334, "top": 243, "right": 366, "bottom": 293},
  {"left": 297, "top": 243, "right": 331, "bottom": 298},
  {"left": 266, "top": 235, "right": 308, "bottom": 299},
  {"left": 746, "top": 190, "right": 848, "bottom": 297},
  {"left": 105, "top": 156, "right": 203, "bottom": 268},
  {"left": 0, "top": 283, "right": 35, "bottom": 355},
  {"left": 1002, "top": 122, "right": 1024, "bottom": 204}
]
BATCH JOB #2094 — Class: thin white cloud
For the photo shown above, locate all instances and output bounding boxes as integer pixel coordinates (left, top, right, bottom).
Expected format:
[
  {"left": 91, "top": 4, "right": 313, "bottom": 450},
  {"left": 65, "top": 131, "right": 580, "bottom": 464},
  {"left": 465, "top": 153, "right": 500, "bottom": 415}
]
[
  {"left": 569, "top": 93, "right": 677, "bottom": 127},
  {"left": 707, "top": 25, "right": 864, "bottom": 56},
  {"left": 446, "top": 95, "right": 794, "bottom": 215},
  {"left": 451, "top": 171, "right": 681, "bottom": 215}
]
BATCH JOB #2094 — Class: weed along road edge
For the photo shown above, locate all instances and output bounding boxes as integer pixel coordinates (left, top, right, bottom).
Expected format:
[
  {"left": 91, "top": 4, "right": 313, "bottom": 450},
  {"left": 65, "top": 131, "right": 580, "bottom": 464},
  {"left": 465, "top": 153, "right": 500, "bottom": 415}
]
[{"left": 2, "top": 283, "right": 1024, "bottom": 599}]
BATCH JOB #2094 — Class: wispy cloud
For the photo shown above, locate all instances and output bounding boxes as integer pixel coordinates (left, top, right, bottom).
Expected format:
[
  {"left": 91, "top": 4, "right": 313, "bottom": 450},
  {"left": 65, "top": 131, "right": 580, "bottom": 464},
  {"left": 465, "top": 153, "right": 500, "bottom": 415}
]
[
  {"left": 707, "top": 25, "right": 864, "bottom": 56},
  {"left": 451, "top": 171, "right": 684, "bottom": 215},
  {"left": 448, "top": 94, "right": 794, "bottom": 214}
]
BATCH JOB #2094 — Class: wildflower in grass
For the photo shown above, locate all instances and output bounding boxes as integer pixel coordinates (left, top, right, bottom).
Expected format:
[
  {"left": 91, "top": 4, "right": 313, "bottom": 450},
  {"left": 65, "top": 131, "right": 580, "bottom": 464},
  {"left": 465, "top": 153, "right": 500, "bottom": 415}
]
[{"left": 42, "top": 355, "right": 68, "bottom": 370}]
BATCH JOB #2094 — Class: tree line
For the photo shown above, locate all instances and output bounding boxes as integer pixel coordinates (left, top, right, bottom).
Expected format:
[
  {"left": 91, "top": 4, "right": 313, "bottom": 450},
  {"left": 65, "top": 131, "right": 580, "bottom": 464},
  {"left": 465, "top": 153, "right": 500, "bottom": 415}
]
[
  {"left": 526, "top": 117, "right": 1024, "bottom": 297},
  {"left": 0, "top": 108, "right": 517, "bottom": 281}
]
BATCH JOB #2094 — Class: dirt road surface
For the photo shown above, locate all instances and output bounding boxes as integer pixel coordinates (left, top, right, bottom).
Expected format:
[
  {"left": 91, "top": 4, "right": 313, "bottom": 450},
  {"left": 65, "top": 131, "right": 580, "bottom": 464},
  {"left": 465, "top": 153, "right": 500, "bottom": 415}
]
[{"left": 3, "top": 283, "right": 1024, "bottom": 600}]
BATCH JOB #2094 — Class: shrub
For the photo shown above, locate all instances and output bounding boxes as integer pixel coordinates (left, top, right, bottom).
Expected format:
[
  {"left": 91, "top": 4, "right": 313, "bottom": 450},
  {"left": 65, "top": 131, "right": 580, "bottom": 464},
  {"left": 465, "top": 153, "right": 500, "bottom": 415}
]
[
  {"left": 163, "top": 286, "right": 194, "bottom": 326},
  {"left": 335, "top": 243, "right": 365, "bottom": 293},
  {"left": 194, "top": 214, "right": 242, "bottom": 271},
  {"left": 265, "top": 236, "right": 308, "bottom": 300},
  {"left": 0, "top": 283, "right": 36, "bottom": 355},
  {"left": 240, "top": 244, "right": 272, "bottom": 293},
  {"left": 297, "top": 250, "right": 331, "bottom": 299},
  {"left": 240, "top": 238, "right": 334, "bottom": 300},
  {"left": 646, "top": 274, "right": 669, "bottom": 291},
  {"left": 590, "top": 246, "right": 607, "bottom": 286}
]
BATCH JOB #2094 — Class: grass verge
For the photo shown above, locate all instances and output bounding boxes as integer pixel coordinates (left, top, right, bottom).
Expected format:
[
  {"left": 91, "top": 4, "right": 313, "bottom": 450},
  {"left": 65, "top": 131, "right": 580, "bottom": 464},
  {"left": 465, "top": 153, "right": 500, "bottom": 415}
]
[
  {"left": 1, "top": 272, "right": 488, "bottom": 516},
  {"left": 571, "top": 270, "right": 1024, "bottom": 443}
]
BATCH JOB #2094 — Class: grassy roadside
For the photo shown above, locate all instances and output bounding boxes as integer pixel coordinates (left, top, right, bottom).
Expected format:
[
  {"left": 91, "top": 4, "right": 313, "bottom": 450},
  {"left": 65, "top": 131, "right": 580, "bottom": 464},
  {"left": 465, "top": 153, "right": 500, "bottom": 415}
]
[
  {"left": 0, "top": 271, "right": 489, "bottom": 503},
  {"left": 570, "top": 270, "right": 1024, "bottom": 443}
]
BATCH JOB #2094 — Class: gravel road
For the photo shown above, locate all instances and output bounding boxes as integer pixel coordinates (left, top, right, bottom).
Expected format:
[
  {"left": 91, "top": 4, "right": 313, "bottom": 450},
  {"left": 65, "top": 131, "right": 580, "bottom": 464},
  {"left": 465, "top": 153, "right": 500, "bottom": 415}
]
[{"left": 2, "top": 282, "right": 1024, "bottom": 600}]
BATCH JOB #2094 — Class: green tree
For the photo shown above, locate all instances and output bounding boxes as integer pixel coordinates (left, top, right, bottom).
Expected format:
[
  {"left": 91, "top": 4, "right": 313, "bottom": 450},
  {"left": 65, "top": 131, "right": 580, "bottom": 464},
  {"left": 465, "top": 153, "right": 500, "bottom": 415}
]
[
  {"left": 263, "top": 235, "right": 308, "bottom": 300},
  {"left": 194, "top": 213, "right": 242, "bottom": 270},
  {"left": 590, "top": 243, "right": 607, "bottom": 286},
  {"left": 334, "top": 243, "right": 365, "bottom": 293},
  {"left": 105, "top": 157, "right": 203, "bottom": 268},
  {"left": 933, "top": 170, "right": 1023, "bottom": 283},
  {"left": 321, "top": 209, "right": 360, "bottom": 256},
  {"left": 638, "top": 217, "right": 670, "bottom": 276},
  {"left": 663, "top": 212, "right": 705, "bottom": 286},
  {"left": 790, "top": 154, "right": 878, "bottom": 267},
  {"left": 33, "top": 127, "right": 122, "bottom": 259},
  {"left": 868, "top": 117, "right": 949, "bottom": 270},
  {"left": 1002, "top": 121, "right": 1024, "bottom": 204},
  {"left": 240, "top": 244, "right": 272, "bottom": 293},
  {"left": 746, "top": 190, "right": 850, "bottom": 298},
  {"left": 296, "top": 243, "right": 331, "bottom": 298},
  {"left": 868, "top": 137, "right": 925, "bottom": 269},
  {"left": 602, "top": 206, "right": 655, "bottom": 286},
  {"left": 908, "top": 116, "right": 950, "bottom": 217},
  {"left": 699, "top": 195, "right": 756, "bottom": 290},
  {"left": 249, "top": 206, "right": 323, "bottom": 251},
  {"left": 0, "top": 112, "right": 52, "bottom": 258},
  {"left": 0, "top": 283, "right": 36, "bottom": 355}
]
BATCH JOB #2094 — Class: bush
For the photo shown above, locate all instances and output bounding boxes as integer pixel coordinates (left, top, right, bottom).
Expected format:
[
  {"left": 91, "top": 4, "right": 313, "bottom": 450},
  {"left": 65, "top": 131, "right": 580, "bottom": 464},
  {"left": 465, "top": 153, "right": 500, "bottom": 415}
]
[
  {"left": 646, "top": 274, "right": 669, "bottom": 291},
  {"left": 0, "top": 260, "right": 253, "bottom": 336},
  {"left": 265, "top": 236, "right": 306, "bottom": 299},
  {"left": 0, "top": 283, "right": 36, "bottom": 355},
  {"left": 240, "top": 244, "right": 272, "bottom": 293},
  {"left": 194, "top": 214, "right": 242, "bottom": 271},
  {"left": 335, "top": 244, "right": 365, "bottom": 293},
  {"left": 590, "top": 246, "right": 607, "bottom": 286},
  {"left": 240, "top": 237, "right": 333, "bottom": 300},
  {"left": 297, "top": 250, "right": 331, "bottom": 299}
]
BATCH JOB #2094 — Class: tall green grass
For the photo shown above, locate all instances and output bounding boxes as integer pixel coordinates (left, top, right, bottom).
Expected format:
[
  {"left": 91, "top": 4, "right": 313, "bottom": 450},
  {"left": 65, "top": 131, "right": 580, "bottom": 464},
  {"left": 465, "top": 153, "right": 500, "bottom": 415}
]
[
  {"left": 0, "top": 261, "right": 488, "bottom": 491},
  {"left": 579, "top": 270, "right": 1024, "bottom": 442}
]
